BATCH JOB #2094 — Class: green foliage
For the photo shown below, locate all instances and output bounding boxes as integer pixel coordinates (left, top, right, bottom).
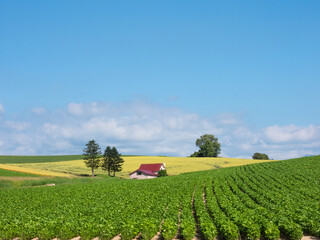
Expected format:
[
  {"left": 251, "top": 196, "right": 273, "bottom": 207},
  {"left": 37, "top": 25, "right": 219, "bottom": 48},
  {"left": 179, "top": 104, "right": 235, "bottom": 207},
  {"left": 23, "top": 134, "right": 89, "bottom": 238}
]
[
  {"left": 190, "top": 134, "right": 221, "bottom": 157},
  {"left": 0, "top": 180, "right": 14, "bottom": 188},
  {"left": 162, "top": 219, "right": 177, "bottom": 240},
  {"left": 0, "top": 156, "right": 319, "bottom": 239},
  {"left": 194, "top": 186, "right": 218, "bottom": 240},
  {"left": 157, "top": 169, "right": 168, "bottom": 177},
  {"left": 101, "top": 146, "right": 124, "bottom": 177},
  {"left": 0, "top": 155, "right": 82, "bottom": 164},
  {"left": 0, "top": 168, "right": 41, "bottom": 177},
  {"left": 252, "top": 152, "right": 269, "bottom": 160},
  {"left": 111, "top": 147, "right": 124, "bottom": 176},
  {"left": 83, "top": 139, "right": 102, "bottom": 177},
  {"left": 263, "top": 221, "right": 280, "bottom": 240},
  {"left": 101, "top": 146, "right": 113, "bottom": 176}
]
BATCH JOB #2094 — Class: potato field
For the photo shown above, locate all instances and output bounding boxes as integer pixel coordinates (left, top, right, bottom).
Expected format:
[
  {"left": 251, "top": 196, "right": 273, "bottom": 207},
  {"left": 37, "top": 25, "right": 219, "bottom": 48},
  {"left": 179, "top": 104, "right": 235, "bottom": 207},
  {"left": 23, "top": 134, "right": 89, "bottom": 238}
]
[{"left": 0, "top": 156, "right": 319, "bottom": 240}]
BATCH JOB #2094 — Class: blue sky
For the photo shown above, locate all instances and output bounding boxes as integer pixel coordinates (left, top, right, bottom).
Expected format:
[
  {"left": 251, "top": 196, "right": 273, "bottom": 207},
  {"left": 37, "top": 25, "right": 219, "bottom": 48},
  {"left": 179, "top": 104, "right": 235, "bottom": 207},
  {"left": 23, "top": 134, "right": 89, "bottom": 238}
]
[{"left": 0, "top": 1, "right": 319, "bottom": 159}]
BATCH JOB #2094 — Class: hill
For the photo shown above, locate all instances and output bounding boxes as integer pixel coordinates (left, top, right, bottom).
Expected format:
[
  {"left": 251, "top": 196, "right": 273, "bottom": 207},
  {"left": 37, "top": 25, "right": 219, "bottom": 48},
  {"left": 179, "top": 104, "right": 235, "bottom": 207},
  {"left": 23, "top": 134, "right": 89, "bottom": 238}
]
[
  {"left": 0, "top": 156, "right": 319, "bottom": 240},
  {"left": 0, "top": 155, "right": 273, "bottom": 178},
  {"left": 0, "top": 155, "right": 83, "bottom": 164}
]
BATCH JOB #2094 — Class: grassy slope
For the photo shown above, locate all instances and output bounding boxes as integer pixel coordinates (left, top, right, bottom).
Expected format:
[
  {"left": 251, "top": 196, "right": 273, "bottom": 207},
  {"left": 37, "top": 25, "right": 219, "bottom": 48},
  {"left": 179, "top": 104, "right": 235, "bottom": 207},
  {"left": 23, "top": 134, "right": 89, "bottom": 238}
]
[
  {"left": 0, "top": 168, "right": 41, "bottom": 177},
  {"left": 0, "top": 167, "right": 42, "bottom": 189},
  {"left": 0, "top": 156, "right": 318, "bottom": 239},
  {"left": 5, "top": 156, "right": 274, "bottom": 178},
  {"left": 0, "top": 155, "right": 83, "bottom": 164}
]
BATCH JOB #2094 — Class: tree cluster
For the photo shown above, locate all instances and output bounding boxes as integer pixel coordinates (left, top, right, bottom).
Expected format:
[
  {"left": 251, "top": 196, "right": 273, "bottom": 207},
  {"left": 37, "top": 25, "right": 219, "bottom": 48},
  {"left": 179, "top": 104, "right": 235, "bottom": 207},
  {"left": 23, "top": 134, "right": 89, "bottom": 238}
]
[
  {"left": 190, "top": 134, "right": 221, "bottom": 157},
  {"left": 252, "top": 152, "right": 269, "bottom": 160},
  {"left": 83, "top": 140, "right": 124, "bottom": 177},
  {"left": 101, "top": 146, "right": 124, "bottom": 177}
]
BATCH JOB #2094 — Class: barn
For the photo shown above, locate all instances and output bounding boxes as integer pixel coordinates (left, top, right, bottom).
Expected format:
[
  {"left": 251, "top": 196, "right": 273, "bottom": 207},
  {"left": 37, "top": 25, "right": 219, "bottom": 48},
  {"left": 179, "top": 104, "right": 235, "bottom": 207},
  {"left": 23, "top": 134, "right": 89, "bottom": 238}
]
[{"left": 129, "top": 163, "right": 166, "bottom": 179}]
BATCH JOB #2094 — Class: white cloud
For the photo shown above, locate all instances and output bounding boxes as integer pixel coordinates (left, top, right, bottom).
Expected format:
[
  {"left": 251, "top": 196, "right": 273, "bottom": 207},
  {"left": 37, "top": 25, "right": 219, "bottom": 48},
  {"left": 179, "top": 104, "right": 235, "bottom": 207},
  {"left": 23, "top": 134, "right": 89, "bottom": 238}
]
[
  {"left": 0, "top": 101, "right": 319, "bottom": 159},
  {"left": 32, "top": 107, "right": 46, "bottom": 115},
  {"left": 214, "top": 112, "right": 243, "bottom": 126},
  {"left": 0, "top": 103, "right": 4, "bottom": 114},
  {"left": 264, "top": 124, "right": 320, "bottom": 143},
  {"left": 40, "top": 102, "right": 215, "bottom": 156},
  {"left": 68, "top": 102, "right": 84, "bottom": 115},
  {"left": 5, "top": 121, "right": 31, "bottom": 131}
]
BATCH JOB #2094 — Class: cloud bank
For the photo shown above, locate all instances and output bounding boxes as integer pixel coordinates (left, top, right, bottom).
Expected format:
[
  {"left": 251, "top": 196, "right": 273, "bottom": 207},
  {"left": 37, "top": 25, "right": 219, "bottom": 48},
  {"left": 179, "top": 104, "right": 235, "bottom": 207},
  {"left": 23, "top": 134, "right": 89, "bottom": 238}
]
[{"left": 0, "top": 101, "right": 319, "bottom": 159}]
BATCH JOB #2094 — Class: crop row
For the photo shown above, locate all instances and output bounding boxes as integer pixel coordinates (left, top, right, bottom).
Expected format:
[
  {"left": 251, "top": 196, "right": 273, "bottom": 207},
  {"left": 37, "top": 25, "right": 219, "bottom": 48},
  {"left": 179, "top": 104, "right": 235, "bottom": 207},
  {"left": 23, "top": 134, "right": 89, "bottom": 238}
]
[{"left": 0, "top": 156, "right": 319, "bottom": 239}]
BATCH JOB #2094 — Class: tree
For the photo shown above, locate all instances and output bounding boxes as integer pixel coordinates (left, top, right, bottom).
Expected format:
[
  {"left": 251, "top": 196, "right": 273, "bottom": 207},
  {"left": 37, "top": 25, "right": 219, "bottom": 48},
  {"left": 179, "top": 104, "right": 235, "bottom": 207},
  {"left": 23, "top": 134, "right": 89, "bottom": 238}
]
[
  {"left": 101, "top": 146, "right": 124, "bottom": 177},
  {"left": 110, "top": 147, "right": 124, "bottom": 177},
  {"left": 101, "top": 146, "right": 113, "bottom": 176},
  {"left": 83, "top": 140, "right": 102, "bottom": 177},
  {"left": 252, "top": 152, "right": 269, "bottom": 160},
  {"left": 190, "top": 134, "right": 221, "bottom": 157},
  {"left": 157, "top": 169, "right": 168, "bottom": 177}
]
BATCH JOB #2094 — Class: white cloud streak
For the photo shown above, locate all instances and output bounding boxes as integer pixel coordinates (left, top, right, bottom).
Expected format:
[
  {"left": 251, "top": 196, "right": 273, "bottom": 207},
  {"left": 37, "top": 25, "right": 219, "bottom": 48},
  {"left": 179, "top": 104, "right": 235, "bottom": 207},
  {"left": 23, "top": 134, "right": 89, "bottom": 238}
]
[
  {"left": 0, "top": 101, "right": 319, "bottom": 159},
  {"left": 264, "top": 124, "right": 320, "bottom": 143},
  {"left": 32, "top": 107, "right": 46, "bottom": 115},
  {"left": 0, "top": 103, "right": 4, "bottom": 114},
  {"left": 5, "top": 121, "right": 31, "bottom": 131}
]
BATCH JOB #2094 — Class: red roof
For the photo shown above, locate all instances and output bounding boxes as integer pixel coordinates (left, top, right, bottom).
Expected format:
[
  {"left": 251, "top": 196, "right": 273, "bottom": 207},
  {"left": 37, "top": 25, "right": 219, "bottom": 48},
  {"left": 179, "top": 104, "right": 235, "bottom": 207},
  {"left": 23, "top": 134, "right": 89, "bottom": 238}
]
[
  {"left": 139, "top": 163, "right": 163, "bottom": 172},
  {"left": 129, "top": 163, "right": 165, "bottom": 176},
  {"left": 139, "top": 169, "right": 158, "bottom": 176}
]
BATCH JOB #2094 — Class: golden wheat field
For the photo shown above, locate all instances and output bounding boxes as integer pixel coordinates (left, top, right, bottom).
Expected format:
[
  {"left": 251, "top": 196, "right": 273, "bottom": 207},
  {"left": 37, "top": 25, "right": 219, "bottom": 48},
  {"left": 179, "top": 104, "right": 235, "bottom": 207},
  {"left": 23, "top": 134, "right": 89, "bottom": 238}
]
[
  {"left": 0, "top": 163, "right": 74, "bottom": 177},
  {"left": 4, "top": 156, "right": 274, "bottom": 179}
]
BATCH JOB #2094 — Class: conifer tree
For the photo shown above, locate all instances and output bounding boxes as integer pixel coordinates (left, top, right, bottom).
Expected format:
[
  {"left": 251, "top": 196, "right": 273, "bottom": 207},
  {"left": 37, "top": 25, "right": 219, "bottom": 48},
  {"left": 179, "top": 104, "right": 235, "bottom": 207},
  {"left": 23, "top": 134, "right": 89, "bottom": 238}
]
[
  {"left": 83, "top": 140, "right": 101, "bottom": 177},
  {"left": 101, "top": 146, "right": 124, "bottom": 177},
  {"left": 101, "top": 146, "right": 113, "bottom": 176},
  {"left": 111, "top": 146, "right": 124, "bottom": 177}
]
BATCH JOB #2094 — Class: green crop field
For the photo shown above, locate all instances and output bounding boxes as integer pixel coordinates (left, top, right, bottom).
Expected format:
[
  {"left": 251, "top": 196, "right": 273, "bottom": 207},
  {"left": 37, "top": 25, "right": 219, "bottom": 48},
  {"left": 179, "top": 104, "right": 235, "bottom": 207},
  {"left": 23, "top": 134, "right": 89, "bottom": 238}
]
[
  {"left": 0, "top": 156, "right": 319, "bottom": 240},
  {"left": 0, "top": 168, "right": 41, "bottom": 177},
  {"left": 0, "top": 155, "right": 83, "bottom": 164}
]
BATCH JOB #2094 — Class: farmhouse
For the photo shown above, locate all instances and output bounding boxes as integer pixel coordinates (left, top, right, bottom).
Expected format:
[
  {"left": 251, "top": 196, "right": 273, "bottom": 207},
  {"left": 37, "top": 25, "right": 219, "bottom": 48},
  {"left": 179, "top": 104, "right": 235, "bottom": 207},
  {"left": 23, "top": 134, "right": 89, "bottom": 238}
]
[{"left": 129, "top": 163, "right": 166, "bottom": 179}]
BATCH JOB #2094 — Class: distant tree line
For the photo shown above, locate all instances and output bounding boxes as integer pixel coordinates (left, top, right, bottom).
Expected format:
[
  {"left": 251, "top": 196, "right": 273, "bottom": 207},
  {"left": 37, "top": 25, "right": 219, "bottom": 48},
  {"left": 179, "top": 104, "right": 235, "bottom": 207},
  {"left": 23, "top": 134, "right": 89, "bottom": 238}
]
[
  {"left": 83, "top": 140, "right": 124, "bottom": 177},
  {"left": 189, "top": 134, "right": 272, "bottom": 161}
]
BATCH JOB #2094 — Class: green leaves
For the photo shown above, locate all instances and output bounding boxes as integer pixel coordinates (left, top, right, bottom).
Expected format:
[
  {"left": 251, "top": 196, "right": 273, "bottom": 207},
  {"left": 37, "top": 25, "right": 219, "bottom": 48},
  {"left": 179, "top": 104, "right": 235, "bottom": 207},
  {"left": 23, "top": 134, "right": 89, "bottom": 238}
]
[
  {"left": 0, "top": 156, "right": 319, "bottom": 239},
  {"left": 101, "top": 146, "right": 124, "bottom": 177},
  {"left": 83, "top": 139, "right": 102, "bottom": 177},
  {"left": 190, "top": 134, "right": 221, "bottom": 157},
  {"left": 252, "top": 152, "right": 269, "bottom": 160},
  {"left": 162, "top": 219, "right": 178, "bottom": 240}
]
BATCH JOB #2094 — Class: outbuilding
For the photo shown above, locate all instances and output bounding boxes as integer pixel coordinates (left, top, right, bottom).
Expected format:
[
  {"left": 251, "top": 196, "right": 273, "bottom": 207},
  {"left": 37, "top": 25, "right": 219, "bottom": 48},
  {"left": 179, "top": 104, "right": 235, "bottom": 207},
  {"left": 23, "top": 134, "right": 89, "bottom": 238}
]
[{"left": 129, "top": 163, "right": 165, "bottom": 179}]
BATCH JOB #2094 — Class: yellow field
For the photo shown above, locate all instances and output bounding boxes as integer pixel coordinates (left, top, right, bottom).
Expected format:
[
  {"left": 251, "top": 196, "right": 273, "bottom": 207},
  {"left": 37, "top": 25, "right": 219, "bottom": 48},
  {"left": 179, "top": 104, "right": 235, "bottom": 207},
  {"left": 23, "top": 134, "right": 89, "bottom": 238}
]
[
  {"left": 0, "top": 163, "right": 74, "bottom": 178},
  {"left": 5, "top": 156, "right": 274, "bottom": 179}
]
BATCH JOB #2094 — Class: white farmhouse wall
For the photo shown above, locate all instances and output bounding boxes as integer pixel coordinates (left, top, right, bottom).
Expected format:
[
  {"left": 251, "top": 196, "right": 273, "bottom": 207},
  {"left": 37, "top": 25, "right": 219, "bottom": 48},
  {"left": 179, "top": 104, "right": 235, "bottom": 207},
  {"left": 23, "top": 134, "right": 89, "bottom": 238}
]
[{"left": 130, "top": 172, "right": 157, "bottom": 180}]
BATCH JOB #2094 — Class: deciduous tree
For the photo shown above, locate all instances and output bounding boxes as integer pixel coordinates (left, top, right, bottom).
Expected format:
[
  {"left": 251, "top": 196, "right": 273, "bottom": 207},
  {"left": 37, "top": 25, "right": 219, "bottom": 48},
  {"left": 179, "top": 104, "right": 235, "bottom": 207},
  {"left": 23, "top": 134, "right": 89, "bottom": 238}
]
[
  {"left": 190, "top": 134, "right": 221, "bottom": 157},
  {"left": 252, "top": 152, "right": 269, "bottom": 160}
]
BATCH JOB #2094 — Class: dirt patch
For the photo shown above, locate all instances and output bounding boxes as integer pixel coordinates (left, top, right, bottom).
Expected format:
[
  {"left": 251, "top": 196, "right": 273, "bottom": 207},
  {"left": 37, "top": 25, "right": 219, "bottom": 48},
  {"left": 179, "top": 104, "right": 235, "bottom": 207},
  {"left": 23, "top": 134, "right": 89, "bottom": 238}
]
[
  {"left": 70, "top": 236, "right": 81, "bottom": 240},
  {"left": 301, "top": 236, "right": 320, "bottom": 240},
  {"left": 112, "top": 234, "right": 121, "bottom": 240},
  {"left": 151, "top": 232, "right": 162, "bottom": 240}
]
